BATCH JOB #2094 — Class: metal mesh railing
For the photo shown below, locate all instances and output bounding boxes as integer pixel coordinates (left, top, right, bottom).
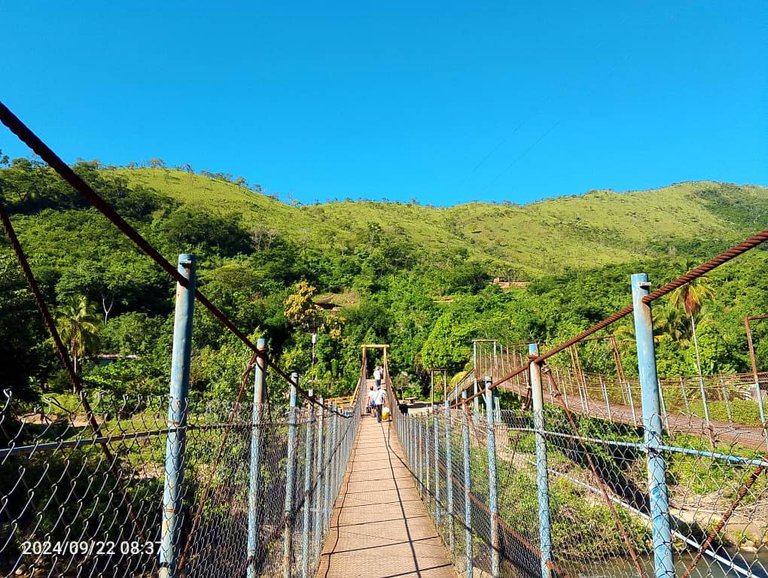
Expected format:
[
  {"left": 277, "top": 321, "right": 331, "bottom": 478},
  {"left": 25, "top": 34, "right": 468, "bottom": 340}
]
[
  {"left": 396, "top": 400, "right": 768, "bottom": 578},
  {"left": 0, "top": 386, "right": 362, "bottom": 577}
]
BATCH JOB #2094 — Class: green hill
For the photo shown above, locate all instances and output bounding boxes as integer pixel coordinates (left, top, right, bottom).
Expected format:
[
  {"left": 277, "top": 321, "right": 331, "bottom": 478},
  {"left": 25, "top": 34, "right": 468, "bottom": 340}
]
[
  {"left": 117, "top": 168, "right": 768, "bottom": 276},
  {"left": 2, "top": 159, "right": 767, "bottom": 403}
]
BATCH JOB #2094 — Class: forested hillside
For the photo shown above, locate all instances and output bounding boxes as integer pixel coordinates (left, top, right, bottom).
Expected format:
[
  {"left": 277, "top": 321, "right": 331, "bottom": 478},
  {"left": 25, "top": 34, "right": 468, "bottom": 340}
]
[{"left": 1, "top": 156, "right": 767, "bottom": 407}]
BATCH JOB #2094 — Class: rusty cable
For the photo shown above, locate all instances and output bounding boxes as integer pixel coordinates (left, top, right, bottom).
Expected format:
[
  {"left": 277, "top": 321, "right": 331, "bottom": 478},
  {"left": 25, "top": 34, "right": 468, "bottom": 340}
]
[
  {"left": 0, "top": 100, "right": 345, "bottom": 419},
  {"left": 643, "top": 227, "right": 768, "bottom": 304},
  {"left": 0, "top": 199, "right": 147, "bottom": 541}
]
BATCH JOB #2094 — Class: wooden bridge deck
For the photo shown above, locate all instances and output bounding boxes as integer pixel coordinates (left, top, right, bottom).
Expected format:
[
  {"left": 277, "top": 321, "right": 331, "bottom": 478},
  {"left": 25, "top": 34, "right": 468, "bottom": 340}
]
[{"left": 316, "top": 413, "right": 456, "bottom": 578}]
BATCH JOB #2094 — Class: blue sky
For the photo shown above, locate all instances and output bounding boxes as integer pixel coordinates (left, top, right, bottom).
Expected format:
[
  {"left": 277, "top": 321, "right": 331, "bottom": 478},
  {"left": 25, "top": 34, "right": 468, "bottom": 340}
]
[{"left": 1, "top": 1, "right": 766, "bottom": 206}]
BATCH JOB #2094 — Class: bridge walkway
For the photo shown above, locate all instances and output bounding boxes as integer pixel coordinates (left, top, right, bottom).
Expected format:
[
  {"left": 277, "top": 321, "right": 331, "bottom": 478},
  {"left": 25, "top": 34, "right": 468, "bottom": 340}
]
[
  {"left": 316, "top": 410, "right": 456, "bottom": 578},
  {"left": 497, "top": 380, "right": 766, "bottom": 450}
]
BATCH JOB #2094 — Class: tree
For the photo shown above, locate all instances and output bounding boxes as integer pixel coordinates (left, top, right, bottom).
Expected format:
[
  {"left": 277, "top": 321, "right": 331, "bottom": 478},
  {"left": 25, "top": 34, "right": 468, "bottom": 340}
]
[
  {"left": 284, "top": 281, "right": 320, "bottom": 331},
  {"left": 669, "top": 275, "right": 715, "bottom": 381},
  {"left": 653, "top": 303, "right": 691, "bottom": 347},
  {"left": 56, "top": 295, "right": 100, "bottom": 377}
]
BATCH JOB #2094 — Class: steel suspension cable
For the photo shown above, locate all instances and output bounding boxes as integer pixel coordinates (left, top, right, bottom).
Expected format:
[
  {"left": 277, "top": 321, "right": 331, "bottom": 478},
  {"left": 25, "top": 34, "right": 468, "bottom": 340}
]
[{"left": 643, "top": 227, "right": 768, "bottom": 304}]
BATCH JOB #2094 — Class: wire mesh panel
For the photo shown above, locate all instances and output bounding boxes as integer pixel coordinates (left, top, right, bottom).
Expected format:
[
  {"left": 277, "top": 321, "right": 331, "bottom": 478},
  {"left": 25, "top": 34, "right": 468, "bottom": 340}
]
[
  {"left": 660, "top": 414, "right": 768, "bottom": 578},
  {"left": 0, "top": 390, "right": 361, "bottom": 578},
  {"left": 397, "top": 397, "right": 768, "bottom": 578}
]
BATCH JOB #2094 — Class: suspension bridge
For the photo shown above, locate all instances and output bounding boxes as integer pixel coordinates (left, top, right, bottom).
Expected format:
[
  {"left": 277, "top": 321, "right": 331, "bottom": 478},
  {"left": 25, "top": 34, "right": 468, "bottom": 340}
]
[{"left": 1, "top": 101, "right": 767, "bottom": 578}]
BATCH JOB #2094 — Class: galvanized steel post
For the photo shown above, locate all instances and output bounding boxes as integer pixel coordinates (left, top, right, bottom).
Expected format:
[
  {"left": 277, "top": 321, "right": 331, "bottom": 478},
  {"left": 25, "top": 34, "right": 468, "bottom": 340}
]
[
  {"left": 302, "top": 396, "right": 315, "bottom": 578},
  {"left": 340, "top": 406, "right": 346, "bottom": 496},
  {"left": 529, "top": 343, "right": 553, "bottom": 578},
  {"left": 414, "top": 419, "right": 424, "bottom": 497},
  {"left": 627, "top": 380, "right": 638, "bottom": 426},
  {"left": 332, "top": 409, "right": 339, "bottom": 492},
  {"left": 719, "top": 376, "right": 732, "bottom": 422},
  {"left": 692, "top": 315, "right": 712, "bottom": 432},
  {"left": 461, "top": 391, "right": 473, "bottom": 578},
  {"left": 745, "top": 317, "right": 768, "bottom": 431},
  {"left": 283, "top": 375, "right": 299, "bottom": 578},
  {"left": 658, "top": 378, "right": 671, "bottom": 431},
  {"left": 600, "top": 376, "right": 612, "bottom": 421},
  {"left": 159, "top": 254, "right": 196, "bottom": 578},
  {"left": 323, "top": 403, "right": 333, "bottom": 530},
  {"left": 434, "top": 408, "right": 441, "bottom": 525},
  {"left": 632, "top": 273, "right": 674, "bottom": 578},
  {"left": 405, "top": 416, "right": 410, "bottom": 464},
  {"left": 247, "top": 338, "right": 268, "bottom": 578},
  {"left": 314, "top": 398, "right": 325, "bottom": 559},
  {"left": 473, "top": 341, "right": 479, "bottom": 416},
  {"left": 327, "top": 404, "right": 338, "bottom": 525},
  {"left": 444, "top": 399, "right": 455, "bottom": 555},
  {"left": 485, "top": 378, "right": 500, "bottom": 578},
  {"left": 421, "top": 416, "right": 432, "bottom": 503}
]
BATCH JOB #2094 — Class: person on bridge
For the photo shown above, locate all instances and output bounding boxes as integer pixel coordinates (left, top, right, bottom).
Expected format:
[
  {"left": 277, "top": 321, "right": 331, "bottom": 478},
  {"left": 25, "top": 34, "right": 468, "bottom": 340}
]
[
  {"left": 367, "top": 384, "right": 376, "bottom": 414},
  {"left": 373, "top": 366, "right": 382, "bottom": 388},
  {"left": 372, "top": 385, "right": 386, "bottom": 423}
]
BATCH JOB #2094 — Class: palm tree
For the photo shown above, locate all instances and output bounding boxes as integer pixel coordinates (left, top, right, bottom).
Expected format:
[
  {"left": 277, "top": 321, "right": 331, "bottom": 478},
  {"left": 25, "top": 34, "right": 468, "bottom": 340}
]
[
  {"left": 669, "top": 276, "right": 715, "bottom": 380},
  {"left": 669, "top": 274, "right": 716, "bottom": 438},
  {"left": 56, "top": 295, "right": 100, "bottom": 377},
  {"left": 653, "top": 303, "right": 692, "bottom": 347}
]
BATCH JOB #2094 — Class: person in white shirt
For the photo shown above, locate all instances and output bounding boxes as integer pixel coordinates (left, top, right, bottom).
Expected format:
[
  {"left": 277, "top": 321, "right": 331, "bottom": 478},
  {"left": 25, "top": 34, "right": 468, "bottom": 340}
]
[
  {"left": 373, "top": 367, "right": 382, "bottom": 388},
  {"left": 373, "top": 386, "right": 387, "bottom": 423}
]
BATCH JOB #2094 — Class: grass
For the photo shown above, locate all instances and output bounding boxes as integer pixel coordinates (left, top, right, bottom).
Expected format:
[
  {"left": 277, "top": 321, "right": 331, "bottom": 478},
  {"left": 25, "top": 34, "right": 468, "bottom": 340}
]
[
  {"left": 112, "top": 168, "right": 768, "bottom": 276},
  {"left": 688, "top": 399, "right": 764, "bottom": 427}
]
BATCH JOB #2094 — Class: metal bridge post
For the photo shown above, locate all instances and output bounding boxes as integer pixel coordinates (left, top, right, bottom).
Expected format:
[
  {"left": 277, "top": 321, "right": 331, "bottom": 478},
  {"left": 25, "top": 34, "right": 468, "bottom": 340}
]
[
  {"left": 323, "top": 402, "right": 332, "bottom": 530},
  {"left": 461, "top": 391, "right": 474, "bottom": 578},
  {"left": 745, "top": 317, "right": 768, "bottom": 432},
  {"left": 719, "top": 375, "right": 732, "bottom": 422},
  {"left": 411, "top": 417, "right": 416, "bottom": 473},
  {"left": 331, "top": 404, "right": 339, "bottom": 497},
  {"left": 473, "top": 341, "right": 480, "bottom": 416},
  {"left": 421, "top": 416, "right": 432, "bottom": 505},
  {"left": 679, "top": 375, "right": 691, "bottom": 415},
  {"left": 159, "top": 254, "right": 196, "bottom": 578},
  {"left": 283, "top": 374, "right": 299, "bottom": 578},
  {"left": 247, "top": 338, "right": 268, "bottom": 578},
  {"left": 600, "top": 376, "right": 612, "bottom": 421},
  {"left": 302, "top": 397, "right": 315, "bottom": 578},
  {"left": 444, "top": 399, "right": 455, "bottom": 556},
  {"left": 417, "top": 417, "right": 424, "bottom": 496},
  {"left": 327, "top": 403, "right": 338, "bottom": 526},
  {"left": 627, "top": 380, "right": 638, "bottom": 426},
  {"left": 407, "top": 416, "right": 412, "bottom": 466},
  {"left": 336, "top": 403, "right": 343, "bottom": 494},
  {"left": 632, "top": 273, "right": 674, "bottom": 578},
  {"left": 314, "top": 398, "right": 325, "bottom": 561},
  {"left": 434, "top": 407, "right": 441, "bottom": 526},
  {"left": 529, "top": 343, "right": 553, "bottom": 578},
  {"left": 485, "top": 378, "right": 500, "bottom": 578},
  {"left": 658, "top": 378, "right": 671, "bottom": 431}
]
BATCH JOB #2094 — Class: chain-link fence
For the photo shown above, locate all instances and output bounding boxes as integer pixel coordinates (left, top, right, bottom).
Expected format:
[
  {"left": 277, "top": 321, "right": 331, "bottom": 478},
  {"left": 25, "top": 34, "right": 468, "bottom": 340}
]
[
  {"left": 395, "top": 395, "right": 768, "bottom": 578},
  {"left": 0, "top": 385, "right": 361, "bottom": 578}
]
